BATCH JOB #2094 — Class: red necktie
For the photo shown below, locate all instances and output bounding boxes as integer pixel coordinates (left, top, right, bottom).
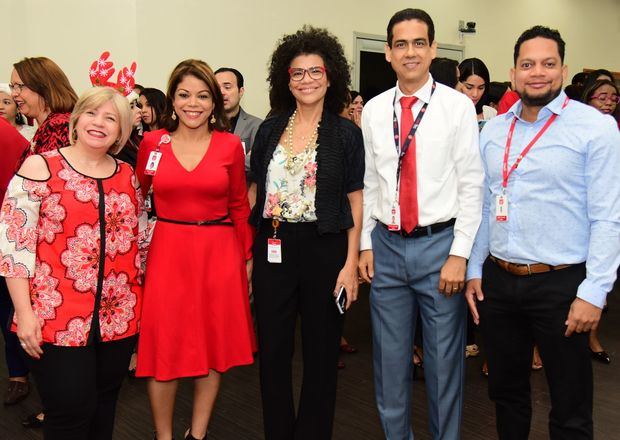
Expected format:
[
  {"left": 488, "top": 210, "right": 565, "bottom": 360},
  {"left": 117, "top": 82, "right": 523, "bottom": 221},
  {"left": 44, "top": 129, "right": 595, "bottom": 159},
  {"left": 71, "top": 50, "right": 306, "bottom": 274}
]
[{"left": 399, "top": 96, "right": 418, "bottom": 233}]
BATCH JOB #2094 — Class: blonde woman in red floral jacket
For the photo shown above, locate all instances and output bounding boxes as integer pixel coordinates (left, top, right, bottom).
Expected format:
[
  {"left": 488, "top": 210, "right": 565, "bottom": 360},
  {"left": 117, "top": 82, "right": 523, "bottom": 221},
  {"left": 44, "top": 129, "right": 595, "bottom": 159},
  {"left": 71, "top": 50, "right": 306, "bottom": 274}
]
[{"left": 0, "top": 87, "right": 147, "bottom": 440}]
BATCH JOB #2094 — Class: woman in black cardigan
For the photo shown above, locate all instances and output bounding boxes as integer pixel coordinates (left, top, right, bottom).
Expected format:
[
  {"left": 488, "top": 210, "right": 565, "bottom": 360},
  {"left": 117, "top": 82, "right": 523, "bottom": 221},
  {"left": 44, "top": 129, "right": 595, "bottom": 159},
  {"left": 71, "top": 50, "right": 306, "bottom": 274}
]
[{"left": 249, "top": 26, "right": 364, "bottom": 440}]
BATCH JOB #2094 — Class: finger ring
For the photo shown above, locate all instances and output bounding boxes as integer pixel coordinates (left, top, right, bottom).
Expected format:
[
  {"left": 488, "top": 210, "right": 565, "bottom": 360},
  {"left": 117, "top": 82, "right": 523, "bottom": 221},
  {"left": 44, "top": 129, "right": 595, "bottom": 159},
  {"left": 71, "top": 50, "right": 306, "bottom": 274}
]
[
  {"left": 20, "top": 342, "right": 26, "bottom": 347},
  {"left": 453, "top": 287, "right": 459, "bottom": 291}
]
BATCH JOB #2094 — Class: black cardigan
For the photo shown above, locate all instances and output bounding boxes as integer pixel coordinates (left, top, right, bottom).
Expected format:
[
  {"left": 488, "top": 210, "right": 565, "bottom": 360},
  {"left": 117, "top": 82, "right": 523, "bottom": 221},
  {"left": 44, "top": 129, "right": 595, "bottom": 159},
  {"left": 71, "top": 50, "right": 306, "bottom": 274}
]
[{"left": 249, "top": 109, "right": 364, "bottom": 235}]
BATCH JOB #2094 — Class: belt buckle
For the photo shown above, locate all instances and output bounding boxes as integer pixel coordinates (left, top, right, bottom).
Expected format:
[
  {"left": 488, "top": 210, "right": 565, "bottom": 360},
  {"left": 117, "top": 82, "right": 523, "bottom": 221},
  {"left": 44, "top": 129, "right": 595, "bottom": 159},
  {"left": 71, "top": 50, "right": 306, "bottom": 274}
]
[{"left": 197, "top": 220, "right": 205, "bottom": 226}]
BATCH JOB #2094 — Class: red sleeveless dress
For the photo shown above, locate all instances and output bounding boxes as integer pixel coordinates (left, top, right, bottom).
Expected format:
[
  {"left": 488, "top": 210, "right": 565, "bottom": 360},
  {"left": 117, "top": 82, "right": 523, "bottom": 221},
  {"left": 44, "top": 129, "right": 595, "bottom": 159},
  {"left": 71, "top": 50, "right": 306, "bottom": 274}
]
[{"left": 135, "top": 129, "right": 256, "bottom": 380}]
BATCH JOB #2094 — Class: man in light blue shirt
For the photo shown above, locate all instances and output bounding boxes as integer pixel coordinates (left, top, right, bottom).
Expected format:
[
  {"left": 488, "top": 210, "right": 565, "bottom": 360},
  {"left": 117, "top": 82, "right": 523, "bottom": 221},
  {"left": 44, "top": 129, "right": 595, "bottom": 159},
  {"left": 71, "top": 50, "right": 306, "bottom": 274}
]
[{"left": 465, "top": 26, "right": 620, "bottom": 440}]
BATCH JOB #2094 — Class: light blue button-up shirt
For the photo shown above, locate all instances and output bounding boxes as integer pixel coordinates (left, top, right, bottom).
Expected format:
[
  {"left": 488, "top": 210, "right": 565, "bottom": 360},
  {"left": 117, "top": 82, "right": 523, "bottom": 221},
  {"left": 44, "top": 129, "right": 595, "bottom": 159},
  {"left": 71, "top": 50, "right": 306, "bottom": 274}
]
[{"left": 467, "top": 91, "right": 620, "bottom": 308}]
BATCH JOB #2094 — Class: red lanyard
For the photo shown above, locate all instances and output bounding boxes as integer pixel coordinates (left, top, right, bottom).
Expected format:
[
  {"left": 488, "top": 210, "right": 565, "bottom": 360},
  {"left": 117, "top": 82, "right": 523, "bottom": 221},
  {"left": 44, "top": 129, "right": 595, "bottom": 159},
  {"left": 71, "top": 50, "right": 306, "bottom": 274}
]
[{"left": 502, "top": 96, "right": 569, "bottom": 189}]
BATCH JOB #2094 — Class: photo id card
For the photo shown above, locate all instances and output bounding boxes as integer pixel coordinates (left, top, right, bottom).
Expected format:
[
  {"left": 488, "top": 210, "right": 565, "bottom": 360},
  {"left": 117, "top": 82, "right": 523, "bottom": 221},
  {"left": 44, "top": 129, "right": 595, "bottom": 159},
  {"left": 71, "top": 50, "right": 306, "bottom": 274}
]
[
  {"left": 495, "top": 194, "right": 508, "bottom": 222},
  {"left": 267, "top": 238, "right": 282, "bottom": 263},
  {"left": 144, "top": 151, "right": 162, "bottom": 176},
  {"left": 388, "top": 204, "right": 401, "bottom": 231}
]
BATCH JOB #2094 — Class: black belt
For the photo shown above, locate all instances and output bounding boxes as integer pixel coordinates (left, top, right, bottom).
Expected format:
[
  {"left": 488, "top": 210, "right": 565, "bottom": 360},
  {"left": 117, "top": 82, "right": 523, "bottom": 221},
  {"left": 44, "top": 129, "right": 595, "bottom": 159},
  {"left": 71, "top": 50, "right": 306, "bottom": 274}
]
[
  {"left": 157, "top": 214, "right": 232, "bottom": 226},
  {"left": 380, "top": 218, "right": 456, "bottom": 238}
]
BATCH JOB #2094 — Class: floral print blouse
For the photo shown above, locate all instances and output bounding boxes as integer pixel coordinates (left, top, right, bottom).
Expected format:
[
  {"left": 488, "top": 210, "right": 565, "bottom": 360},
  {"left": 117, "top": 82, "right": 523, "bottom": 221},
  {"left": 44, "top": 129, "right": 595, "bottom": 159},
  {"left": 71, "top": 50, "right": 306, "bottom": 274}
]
[
  {"left": 0, "top": 150, "right": 148, "bottom": 346},
  {"left": 18, "top": 112, "right": 71, "bottom": 168},
  {"left": 263, "top": 144, "right": 318, "bottom": 222}
]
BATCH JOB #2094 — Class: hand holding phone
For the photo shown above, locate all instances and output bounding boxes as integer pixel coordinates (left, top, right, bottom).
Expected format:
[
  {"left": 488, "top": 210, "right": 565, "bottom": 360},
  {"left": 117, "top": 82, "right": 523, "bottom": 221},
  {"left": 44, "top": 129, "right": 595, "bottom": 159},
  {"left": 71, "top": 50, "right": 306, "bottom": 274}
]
[{"left": 335, "top": 286, "right": 347, "bottom": 314}]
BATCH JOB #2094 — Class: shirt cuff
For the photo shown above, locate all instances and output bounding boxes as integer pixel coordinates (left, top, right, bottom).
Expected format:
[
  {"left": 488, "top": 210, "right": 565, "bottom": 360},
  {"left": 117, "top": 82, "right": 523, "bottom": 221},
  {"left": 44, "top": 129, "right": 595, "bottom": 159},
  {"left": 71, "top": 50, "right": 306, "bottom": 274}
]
[
  {"left": 576, "top": 279, "right": 608, "bottom": 309},
  {"left": 360, "top": 225, "right": 375, "bottom": 251},
  {"left": 449, "top": 235, "right": 473, "bottom": 260},
  {"left": 466, "top": 263, "right": 483, "bottom": 281}
]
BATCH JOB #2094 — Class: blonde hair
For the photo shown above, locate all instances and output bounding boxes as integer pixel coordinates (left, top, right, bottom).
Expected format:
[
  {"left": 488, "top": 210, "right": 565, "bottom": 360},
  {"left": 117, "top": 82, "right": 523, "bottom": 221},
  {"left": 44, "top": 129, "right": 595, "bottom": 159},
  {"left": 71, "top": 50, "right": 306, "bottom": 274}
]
[{"left": 69, "top": 87, "right": 133, "bottom": 153}]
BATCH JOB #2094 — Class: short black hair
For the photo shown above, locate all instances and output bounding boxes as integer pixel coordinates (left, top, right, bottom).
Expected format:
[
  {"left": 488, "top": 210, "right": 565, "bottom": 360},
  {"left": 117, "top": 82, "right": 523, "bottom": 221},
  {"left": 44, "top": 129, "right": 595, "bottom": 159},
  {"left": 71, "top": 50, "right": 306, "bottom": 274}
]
[
  {"left": 268, "top": 25, "right": 350, "bottom": 115},
  {"left": 214, "top": 67, "right": 244, "bottom": 89},
  {"left": 387, "top": 8, "right": 435, "bottom": 48},
  {"left": 571, "top": 72, "right": 587, "bottom": 86},
  {"left": 513, "top": 25, "right": 565, "bottom": 65},
  {"left": 488, "top": 81, "right": 509, "bottom": 106},
  {"left": 563, "top": 84, "right": 582, "bottom": 100},
  {"left": 430, "top": 57, "right": 459, "bottom": 89}
]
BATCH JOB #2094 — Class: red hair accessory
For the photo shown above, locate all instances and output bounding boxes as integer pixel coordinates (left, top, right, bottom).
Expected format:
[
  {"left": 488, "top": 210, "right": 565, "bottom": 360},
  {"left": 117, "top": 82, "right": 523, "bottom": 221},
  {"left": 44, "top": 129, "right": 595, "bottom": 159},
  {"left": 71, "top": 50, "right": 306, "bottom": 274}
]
[{"left": 89, "top": 51, "right": 137, "bottom": 97}]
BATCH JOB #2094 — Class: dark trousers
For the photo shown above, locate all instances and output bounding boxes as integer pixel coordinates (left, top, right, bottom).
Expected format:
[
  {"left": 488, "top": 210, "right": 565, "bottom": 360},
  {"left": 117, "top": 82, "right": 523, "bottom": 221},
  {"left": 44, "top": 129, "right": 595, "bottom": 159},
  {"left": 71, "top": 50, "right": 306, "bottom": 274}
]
[
  {"left": 253, "top": 221, "right": 346, "bottom": 440},
  {"left": 0, "top": 278, "right": 29, "bottom": 377},
  {"left": 478, "top": 257, "right": 593, "bottom": 440},
  {"left": 27, "top": 335, "right": 136, "bottom": 440}
]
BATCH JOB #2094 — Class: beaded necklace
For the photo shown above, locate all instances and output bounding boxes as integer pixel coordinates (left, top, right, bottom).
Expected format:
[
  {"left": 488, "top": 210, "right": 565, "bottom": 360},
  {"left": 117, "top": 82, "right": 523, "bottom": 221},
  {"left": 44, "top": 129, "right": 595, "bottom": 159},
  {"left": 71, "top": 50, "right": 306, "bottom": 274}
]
[{"left": 283, "top": 109, "right": 319, "bottom": 174}]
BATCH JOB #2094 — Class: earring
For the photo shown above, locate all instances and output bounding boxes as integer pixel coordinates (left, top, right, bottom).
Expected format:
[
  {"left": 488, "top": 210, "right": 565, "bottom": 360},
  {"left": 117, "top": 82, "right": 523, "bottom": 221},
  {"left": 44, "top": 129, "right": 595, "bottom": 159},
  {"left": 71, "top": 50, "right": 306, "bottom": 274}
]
[
  {"left": 171, "top": 110, "right": 177, "bottom": 121},
  {"left": 210, "top": 114, "right": 216, "bottom": 124}
]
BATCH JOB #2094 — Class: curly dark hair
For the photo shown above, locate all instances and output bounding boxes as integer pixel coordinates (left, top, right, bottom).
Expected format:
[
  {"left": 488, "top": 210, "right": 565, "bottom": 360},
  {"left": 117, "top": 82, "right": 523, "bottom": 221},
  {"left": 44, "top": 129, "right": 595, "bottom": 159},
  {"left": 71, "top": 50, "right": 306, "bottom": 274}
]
[{"left": 267, "top": 25, "right": 350, "bottom": 115}]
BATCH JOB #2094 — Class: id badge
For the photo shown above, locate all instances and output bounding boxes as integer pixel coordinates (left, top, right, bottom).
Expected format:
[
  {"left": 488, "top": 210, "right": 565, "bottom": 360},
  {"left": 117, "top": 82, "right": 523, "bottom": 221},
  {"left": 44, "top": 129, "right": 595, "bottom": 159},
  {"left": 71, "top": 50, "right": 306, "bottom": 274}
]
[
  {"left": 388, "top": 204, "right": 401, "bottom": 231},
  {"left": 267, "top": 238, "right": 282, "bottom": 263},
  {"left": 495, "top": 194, "right": 508, "bottom": 222},
  {"left": 144, "top": 151, "right": 162, "bottom": 176}
]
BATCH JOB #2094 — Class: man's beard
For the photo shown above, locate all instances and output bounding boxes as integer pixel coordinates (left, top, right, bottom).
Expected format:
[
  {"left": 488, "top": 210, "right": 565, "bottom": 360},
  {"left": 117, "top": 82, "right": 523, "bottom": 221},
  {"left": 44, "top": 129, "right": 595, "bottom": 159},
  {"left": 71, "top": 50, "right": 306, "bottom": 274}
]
[{"left": 520, "top": 85, "right": 562, "bottom": 107}]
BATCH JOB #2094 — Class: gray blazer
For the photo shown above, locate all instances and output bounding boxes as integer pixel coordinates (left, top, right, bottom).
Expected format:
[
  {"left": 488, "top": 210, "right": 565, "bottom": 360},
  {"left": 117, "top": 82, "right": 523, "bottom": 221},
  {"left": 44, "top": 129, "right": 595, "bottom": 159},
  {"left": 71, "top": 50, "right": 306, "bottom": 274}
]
[{"left": 234, "top": 107, "right": 263, "bottom": 173}]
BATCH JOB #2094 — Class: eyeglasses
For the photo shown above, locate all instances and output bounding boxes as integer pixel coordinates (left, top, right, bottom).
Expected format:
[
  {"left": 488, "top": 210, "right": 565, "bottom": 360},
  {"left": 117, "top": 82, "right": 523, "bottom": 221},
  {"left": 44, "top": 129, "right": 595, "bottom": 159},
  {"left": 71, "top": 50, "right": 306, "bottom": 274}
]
[
  {"left": 288, "top": 66, "right": 326, "bottom": 82},
  {"left": 591, "top": 93, "right": 620, "bottom": 104},
  {"left": 8, "top": 82, "right": 28, "bottom": 94}
]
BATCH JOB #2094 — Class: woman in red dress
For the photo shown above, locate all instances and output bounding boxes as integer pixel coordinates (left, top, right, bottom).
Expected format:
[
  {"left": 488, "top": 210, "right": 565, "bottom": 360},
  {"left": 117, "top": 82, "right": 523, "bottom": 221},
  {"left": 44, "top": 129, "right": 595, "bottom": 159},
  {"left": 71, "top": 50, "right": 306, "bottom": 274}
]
[
  {"left": 135, "top": 59, "right": 255, "bottom": 440},
  {"left": 0, "top": 86, "right": 146, "bottom": 440}
]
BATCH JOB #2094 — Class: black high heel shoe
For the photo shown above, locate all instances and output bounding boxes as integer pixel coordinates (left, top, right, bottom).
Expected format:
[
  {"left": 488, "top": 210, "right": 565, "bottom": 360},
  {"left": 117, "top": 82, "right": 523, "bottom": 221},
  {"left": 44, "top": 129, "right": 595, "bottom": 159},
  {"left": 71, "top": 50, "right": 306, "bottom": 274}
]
[{"left": 590, "top": 348, "right": 611, "bottom": 364}]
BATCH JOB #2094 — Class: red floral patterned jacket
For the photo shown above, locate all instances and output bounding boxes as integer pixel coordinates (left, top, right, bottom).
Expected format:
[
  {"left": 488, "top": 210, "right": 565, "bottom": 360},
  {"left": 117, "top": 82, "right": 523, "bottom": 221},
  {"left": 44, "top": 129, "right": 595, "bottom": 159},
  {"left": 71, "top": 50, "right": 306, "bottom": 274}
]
[{"left": 0, "top": 150, "right": 148, "bottom": 346}]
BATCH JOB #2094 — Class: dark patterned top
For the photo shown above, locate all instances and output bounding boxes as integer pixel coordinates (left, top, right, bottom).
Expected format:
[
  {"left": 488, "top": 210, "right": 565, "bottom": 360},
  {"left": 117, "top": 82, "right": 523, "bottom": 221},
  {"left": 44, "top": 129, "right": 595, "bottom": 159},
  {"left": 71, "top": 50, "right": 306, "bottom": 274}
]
[
  {"left": 18, "top": 113, "right": 71, "bottom": 168},
  {"left": 0, "top": 150, "right": 147, "bottom": 346}
]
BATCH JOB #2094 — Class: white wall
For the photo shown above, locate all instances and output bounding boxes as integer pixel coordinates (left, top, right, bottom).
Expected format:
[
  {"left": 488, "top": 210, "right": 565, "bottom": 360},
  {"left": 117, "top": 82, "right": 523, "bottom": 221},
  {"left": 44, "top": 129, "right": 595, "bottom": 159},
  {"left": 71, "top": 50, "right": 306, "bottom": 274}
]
[{"left": 2, "top": 0, "right": 619, "bottom": 117}]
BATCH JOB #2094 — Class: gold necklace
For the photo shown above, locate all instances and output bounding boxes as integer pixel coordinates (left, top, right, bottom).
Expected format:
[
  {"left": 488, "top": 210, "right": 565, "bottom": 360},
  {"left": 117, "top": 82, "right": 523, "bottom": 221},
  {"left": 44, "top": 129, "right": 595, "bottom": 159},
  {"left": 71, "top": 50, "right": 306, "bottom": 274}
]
[{"left": 284, "top": 110, "right": 319, "bottom": 174}]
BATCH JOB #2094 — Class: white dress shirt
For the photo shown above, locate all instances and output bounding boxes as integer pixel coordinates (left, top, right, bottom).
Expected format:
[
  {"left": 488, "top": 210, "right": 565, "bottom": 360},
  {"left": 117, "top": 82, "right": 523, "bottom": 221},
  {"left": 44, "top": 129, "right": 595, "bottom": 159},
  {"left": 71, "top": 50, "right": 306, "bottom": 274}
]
[{"left": 361, "top": 75, "right": 484, "bottom": 258}]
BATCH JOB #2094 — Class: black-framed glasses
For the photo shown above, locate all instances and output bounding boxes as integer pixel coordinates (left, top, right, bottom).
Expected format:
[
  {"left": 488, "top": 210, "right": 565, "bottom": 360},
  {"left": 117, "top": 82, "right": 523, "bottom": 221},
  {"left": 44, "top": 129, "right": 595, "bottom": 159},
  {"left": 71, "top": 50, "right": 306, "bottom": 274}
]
[
  {"left": 288, "top": 66, "right": 326, "bottom": 82},
  {"left": 591, "top": 93, "right": 620, "bottom": 104},
  {"left": 8, "top": 82, "right": 28, "bottom": 94}
]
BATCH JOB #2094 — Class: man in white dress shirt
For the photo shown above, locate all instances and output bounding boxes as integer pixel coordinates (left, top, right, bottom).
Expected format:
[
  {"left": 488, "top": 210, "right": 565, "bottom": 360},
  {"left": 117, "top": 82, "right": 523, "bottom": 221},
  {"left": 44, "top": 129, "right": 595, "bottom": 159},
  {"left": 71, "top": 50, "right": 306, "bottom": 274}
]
[{"left": 358, "top": 8, "right": 484, "bottom": 439}]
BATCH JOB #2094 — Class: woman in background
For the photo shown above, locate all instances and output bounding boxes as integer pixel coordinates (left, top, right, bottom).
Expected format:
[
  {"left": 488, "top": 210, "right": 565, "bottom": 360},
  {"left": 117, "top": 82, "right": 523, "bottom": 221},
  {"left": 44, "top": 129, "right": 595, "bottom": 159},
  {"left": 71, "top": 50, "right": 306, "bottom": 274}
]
[
  {"left": 457, "top": 57, "right": 496, "bottom": 124},
  {"left": 10, "top": 57, "right": 78, "bottom": 165},
  {"left": 139, "top": 88, "right": 167, "bottom": 132},
  {"left": 114, "top": 91, "right": 143, "bottom": 168},
  {"left": 0, "top": 83, "right": 36, "bottom": 141}
]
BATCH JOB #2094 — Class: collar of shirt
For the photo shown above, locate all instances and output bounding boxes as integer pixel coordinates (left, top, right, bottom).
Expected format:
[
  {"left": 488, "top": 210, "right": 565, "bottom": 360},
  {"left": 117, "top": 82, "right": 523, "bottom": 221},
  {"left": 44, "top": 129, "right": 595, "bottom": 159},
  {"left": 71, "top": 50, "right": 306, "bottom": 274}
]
[
  {"left": 394, "top": 74, "right": 434, "bottom": 125},
  {"left": 395, "top": 74, "right": 434, "bottom": 105},
  {"left": 505, "top": 90, "right": 569, "bottom": 123}
]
